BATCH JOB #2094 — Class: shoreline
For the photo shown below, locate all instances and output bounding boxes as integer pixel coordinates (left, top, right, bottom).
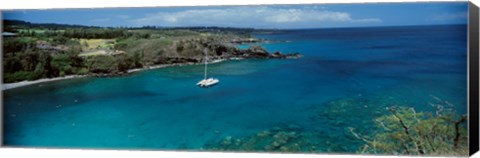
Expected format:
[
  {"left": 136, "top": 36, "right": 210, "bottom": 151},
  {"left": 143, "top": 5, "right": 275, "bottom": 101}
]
[
  {"left": 2, "top": 59, "right": 230, "bottom": 91},
  {"left": 2, "top": 49, "right": 301, "bottom": 90},
  {"left": 2, "top": 75, "right": 88, "bottom": 90}
]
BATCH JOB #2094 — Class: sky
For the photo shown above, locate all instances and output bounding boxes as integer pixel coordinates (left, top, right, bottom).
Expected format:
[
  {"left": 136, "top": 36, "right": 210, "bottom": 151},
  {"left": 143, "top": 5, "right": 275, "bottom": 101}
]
[{"left": 2, "top": 2, "right": 469, "bottom": 29}]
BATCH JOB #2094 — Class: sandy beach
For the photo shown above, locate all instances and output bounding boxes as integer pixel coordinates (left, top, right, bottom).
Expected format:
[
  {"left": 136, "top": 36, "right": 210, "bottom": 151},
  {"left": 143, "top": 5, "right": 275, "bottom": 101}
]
[{"left": 2, "top": 75, "right": 87, "bottom": 90}]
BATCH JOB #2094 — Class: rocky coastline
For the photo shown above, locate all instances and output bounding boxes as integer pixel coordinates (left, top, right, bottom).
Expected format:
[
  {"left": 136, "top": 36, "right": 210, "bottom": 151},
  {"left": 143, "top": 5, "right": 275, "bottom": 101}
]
[
  {"left": 3, "top": 44, "right": 302, "bottom": 90},
  {"left": 92, "top": 44, "right": 302, "bottom": 78}
]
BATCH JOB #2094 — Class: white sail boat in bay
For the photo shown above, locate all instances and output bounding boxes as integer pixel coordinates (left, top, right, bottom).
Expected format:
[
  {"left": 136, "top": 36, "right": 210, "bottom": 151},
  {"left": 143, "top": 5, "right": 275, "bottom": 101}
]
[{"left": 196, "top": 50, "right": 219, "bottom": 88}]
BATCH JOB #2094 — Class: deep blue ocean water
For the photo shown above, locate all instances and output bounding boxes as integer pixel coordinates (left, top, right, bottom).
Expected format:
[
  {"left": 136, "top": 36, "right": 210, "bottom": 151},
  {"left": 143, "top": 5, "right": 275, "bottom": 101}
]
[{"left": 3, "top": 25, "right": 467, "bottom": 152}]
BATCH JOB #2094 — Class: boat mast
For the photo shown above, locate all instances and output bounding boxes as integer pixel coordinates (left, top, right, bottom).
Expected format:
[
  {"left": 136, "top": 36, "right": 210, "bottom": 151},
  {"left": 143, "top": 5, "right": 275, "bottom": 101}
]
[{"left": 204, "top": 50, "right": 207, "bottom": 79}]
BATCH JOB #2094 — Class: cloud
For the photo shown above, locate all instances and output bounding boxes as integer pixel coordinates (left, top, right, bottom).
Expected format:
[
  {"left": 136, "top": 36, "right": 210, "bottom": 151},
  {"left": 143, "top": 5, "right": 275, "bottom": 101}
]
[{"left": 131, "top": 7, "right": 381, "bottom": 28}]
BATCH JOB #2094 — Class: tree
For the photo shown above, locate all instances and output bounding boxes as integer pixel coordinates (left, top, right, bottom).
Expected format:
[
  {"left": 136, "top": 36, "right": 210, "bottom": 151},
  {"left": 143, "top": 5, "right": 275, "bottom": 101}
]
[
  {"left": 349, "top": 98, "right": 468, "bottom": 156},
  {"left": 52, "top": 35, "right": 68, "bottom": 45},
  {"left": 85, "top": 55, "right": 117, "bottom": 73},
  {"left": 115, "top": 54, "right": 135, "bottom": 72},
  {"left": 50, "top": 53, "right": 72, "bottom": 77}
]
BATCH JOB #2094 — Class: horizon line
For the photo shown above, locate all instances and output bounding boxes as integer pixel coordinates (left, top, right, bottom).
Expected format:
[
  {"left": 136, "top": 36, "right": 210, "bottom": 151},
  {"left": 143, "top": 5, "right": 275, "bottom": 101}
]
[{"left": 2, "top": 19, "right": 468, "bottom": 31}]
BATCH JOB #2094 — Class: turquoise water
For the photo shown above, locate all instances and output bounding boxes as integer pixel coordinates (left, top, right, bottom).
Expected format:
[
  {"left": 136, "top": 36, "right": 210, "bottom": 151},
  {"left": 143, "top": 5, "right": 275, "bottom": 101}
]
[{"left": 3, "top": 25, "right": 467, "bottom": 152}]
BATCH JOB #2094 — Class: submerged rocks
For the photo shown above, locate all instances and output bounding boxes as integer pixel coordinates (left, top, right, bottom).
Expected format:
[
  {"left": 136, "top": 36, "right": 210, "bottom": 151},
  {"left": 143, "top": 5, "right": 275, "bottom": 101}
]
[
  {"left": 282, "top": 52, "right": 303, "bottom": 59},
  {"left": 272, "top": 51, "right": 283, "bottom": 57},
  {"left": 203, "top": 125, "right": 322, "bottom": 153}
]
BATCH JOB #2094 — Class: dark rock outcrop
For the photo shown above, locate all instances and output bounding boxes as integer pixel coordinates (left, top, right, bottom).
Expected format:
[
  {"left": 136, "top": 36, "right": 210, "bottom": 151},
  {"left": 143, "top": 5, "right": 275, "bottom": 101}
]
[
  {"left": 230, "top": 38, "right": 262, "bottom": 44},
  {"left": 235, "top": 46, "right": 302, "bottom": 59},
  {"left": 155, "top": 57, "right": 198, "bottom": 65}
]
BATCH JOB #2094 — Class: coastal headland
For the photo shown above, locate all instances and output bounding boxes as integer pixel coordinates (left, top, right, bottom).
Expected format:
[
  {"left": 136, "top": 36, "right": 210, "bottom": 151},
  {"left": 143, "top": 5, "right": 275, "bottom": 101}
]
[{"left": 2, "top": 20, "right": 301, "bottom": 90}]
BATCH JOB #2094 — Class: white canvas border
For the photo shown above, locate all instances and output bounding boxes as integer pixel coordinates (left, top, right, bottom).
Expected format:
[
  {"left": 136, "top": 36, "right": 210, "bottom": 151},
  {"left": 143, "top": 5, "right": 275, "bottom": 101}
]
[{"left": 0, "top": 0, "right": 477, "bottom": 158}]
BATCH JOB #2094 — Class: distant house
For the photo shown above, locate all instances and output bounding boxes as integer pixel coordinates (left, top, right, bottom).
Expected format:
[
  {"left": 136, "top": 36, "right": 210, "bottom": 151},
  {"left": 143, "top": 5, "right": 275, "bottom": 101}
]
[{"left": 2, "top": 32, "right": 18, "bottom": 37}]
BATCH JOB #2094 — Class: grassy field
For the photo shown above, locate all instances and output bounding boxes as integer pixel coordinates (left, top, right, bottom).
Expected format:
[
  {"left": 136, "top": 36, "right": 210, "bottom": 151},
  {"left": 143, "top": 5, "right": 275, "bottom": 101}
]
[
  {"left": 79, "top": 39, "right": 115, "bottom": 51},
  {"left": 78, "top": 50, "right": 108, "bottom": 57}
]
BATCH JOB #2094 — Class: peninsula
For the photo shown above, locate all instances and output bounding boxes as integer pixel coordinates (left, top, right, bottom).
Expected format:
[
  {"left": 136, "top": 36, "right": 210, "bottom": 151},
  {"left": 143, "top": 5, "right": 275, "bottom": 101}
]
[{"left": 2, "top": 20, "right": 301, "bottom": 89}]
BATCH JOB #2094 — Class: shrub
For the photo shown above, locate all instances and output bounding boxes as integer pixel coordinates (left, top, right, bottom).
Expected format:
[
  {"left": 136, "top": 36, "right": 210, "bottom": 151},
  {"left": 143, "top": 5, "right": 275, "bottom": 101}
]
[
  {"left": 50, "top": 53, "right": 73, "bottom": 77},
  {"left": 349, "top": 98, "right": 468, "bottom": 156},
  {"left": 4, "top": 71, "right": 39, "bottom": 82},
  {"left": 85, "top": 55, "right": 117, "bottom": 73}
]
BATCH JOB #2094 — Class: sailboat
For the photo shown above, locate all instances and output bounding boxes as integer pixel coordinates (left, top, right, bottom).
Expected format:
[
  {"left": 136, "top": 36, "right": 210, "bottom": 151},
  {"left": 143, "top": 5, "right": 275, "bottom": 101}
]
[{"left": 196, "top": 50, "right": 219, "bottom": 88}]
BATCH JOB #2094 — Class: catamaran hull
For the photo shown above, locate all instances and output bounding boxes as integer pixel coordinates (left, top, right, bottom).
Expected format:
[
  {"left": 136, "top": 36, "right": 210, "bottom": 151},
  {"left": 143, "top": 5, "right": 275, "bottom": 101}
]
[
  {"left": 197, "top": 78, "right": 219, "bottom": 88},
  {"left": 199, "top": 82, "right": 219, "bottom": 88}
]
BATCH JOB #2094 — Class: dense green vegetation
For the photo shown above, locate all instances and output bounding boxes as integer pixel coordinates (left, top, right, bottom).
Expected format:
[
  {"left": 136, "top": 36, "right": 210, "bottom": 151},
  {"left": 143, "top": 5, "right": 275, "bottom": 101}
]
[
  {"left": 3, "top": 20, "right": 262, "bottom": 83},
  {"left": 204, "top": 126, "right": 321, "bottom": 153},
  {"left": 349, "top": 99, "right": 468, "bottom": 156}
]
